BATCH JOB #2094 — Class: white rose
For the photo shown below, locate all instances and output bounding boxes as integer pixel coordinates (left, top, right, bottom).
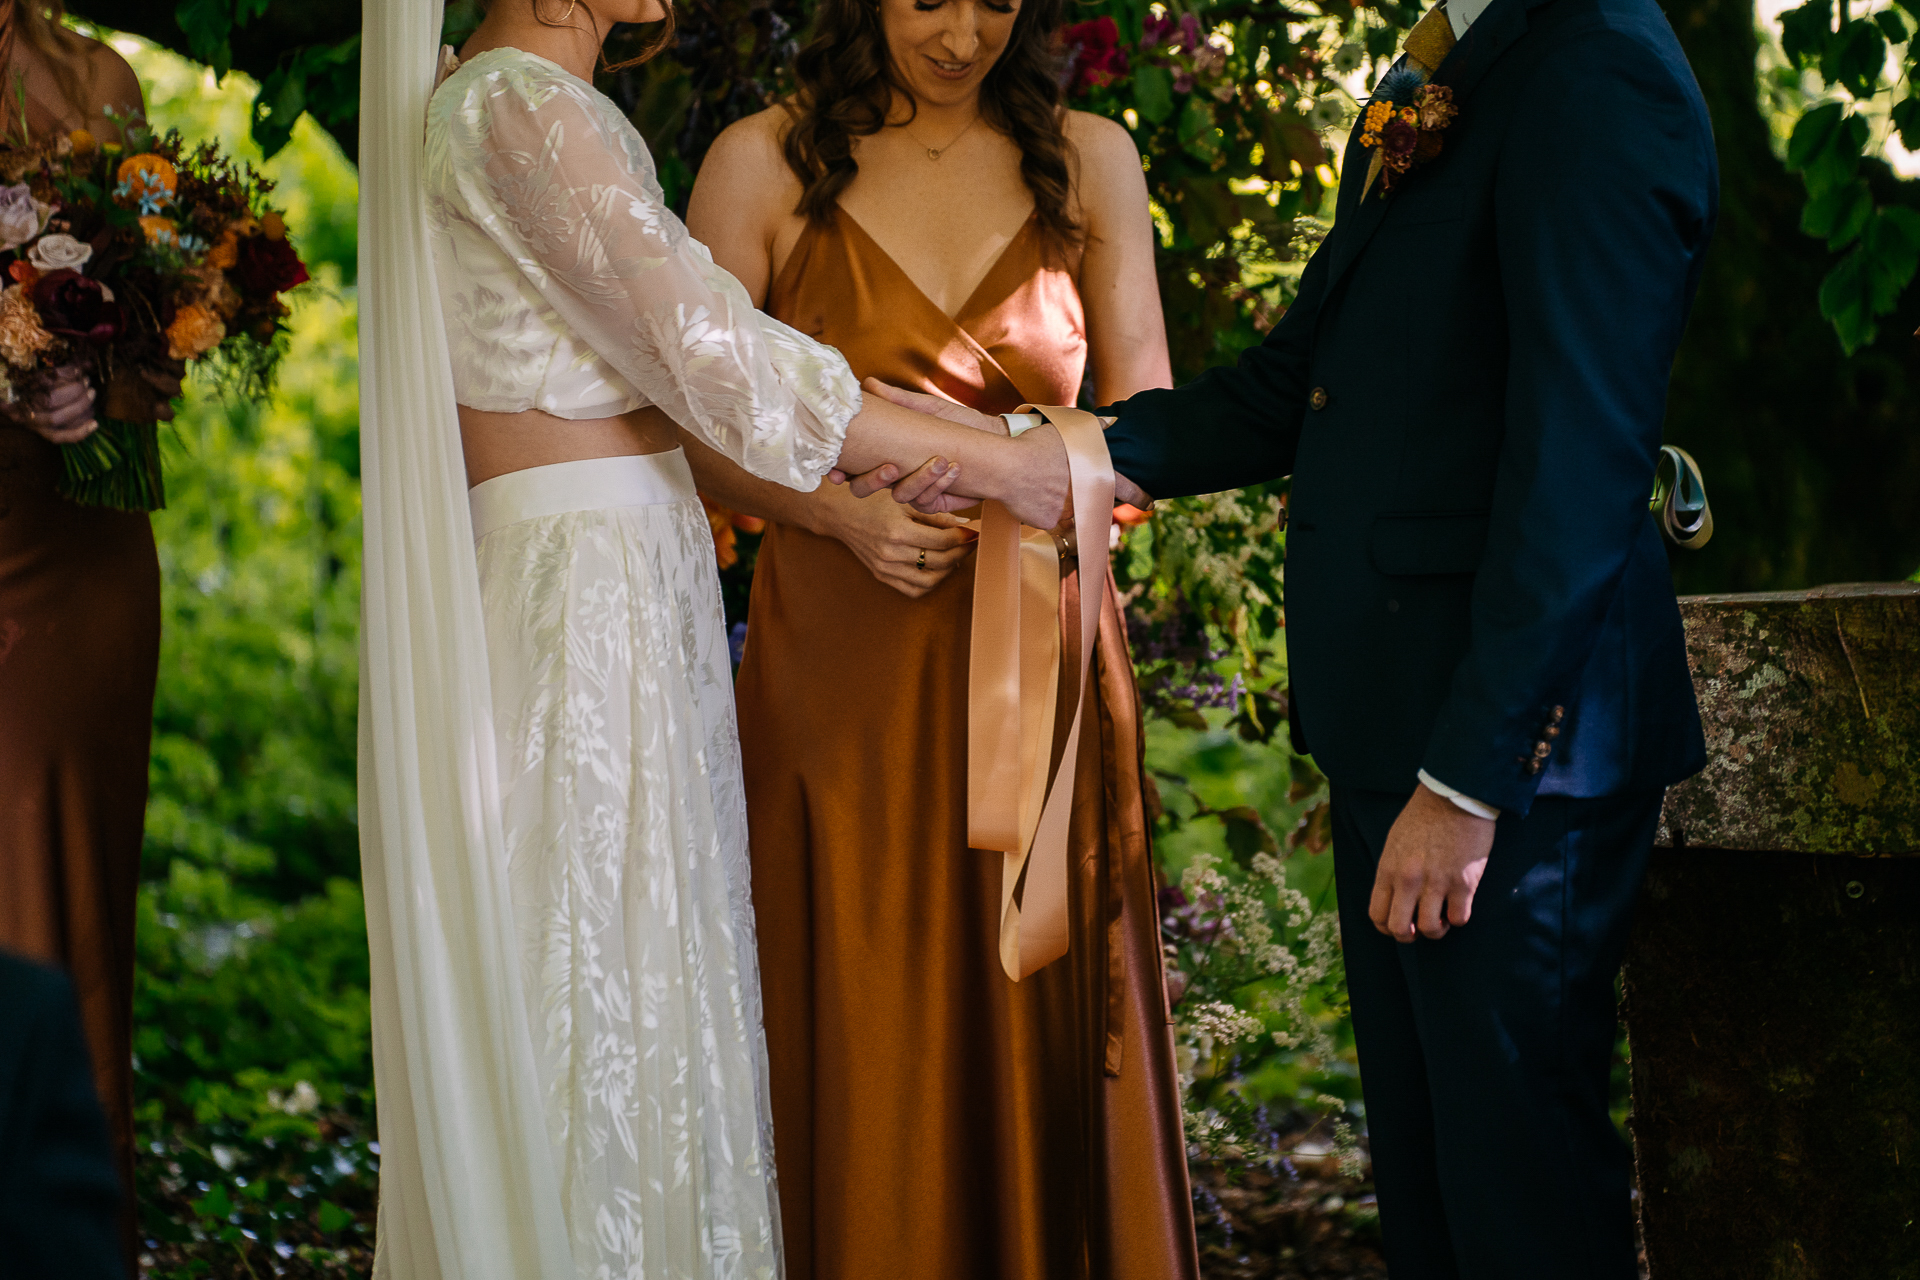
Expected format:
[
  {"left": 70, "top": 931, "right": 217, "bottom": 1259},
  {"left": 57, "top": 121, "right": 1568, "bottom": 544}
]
[
  {"left": 28, "top": 233, "right": 92, "bottom": 273},
  {"left": 0, "top": 183, "right": 53, "bottom": 253}
]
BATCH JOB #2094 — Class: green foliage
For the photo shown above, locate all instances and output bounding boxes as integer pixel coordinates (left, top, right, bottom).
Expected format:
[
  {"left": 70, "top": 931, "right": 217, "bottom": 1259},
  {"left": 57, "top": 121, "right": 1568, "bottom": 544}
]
[
  {"left": 167, "top": 0, "right": 357, "bottom": 159},
  {"left": 1774, "top": 1, "right": 1920, "bottom": 351}
]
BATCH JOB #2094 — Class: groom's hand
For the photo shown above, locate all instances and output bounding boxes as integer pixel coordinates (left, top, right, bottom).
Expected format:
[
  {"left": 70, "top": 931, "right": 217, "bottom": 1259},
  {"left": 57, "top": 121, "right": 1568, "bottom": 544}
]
[{"left": 1369, "top": 786, "right": 1496, "bottom": 943}]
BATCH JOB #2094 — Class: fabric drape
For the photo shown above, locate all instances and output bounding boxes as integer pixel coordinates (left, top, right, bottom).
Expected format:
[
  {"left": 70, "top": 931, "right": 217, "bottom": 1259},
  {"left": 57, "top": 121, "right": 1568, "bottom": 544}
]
[{"left": 356, "top": 5, "right": 574, "bottom": 1275}]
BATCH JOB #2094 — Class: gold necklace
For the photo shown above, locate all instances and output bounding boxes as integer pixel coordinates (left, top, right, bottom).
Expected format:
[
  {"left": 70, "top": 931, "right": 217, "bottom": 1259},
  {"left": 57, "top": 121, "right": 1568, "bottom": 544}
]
[{"left": 913, "top": 113, "right": 980, "bottom": 161}]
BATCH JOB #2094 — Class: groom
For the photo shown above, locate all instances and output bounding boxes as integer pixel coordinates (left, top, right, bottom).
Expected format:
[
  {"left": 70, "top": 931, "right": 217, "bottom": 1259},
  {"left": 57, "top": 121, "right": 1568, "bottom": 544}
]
[{"left": 865, "top": 0, "right": 1716, "bottom": 1272}]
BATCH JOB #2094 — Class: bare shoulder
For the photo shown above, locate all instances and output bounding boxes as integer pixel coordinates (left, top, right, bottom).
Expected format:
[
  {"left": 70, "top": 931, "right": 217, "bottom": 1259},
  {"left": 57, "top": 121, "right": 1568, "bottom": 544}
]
[
  {"left": 700, "top": 106, "right": 802, "bottom": 200},
  {"left": 1064, "top": 109, "right": 1139, "bottom": 170},
  {"left": 72, "top": 32, "right": 146, "bottom": 122},
  {"left": 1063, "top": 109, "right": 1146, "bottom": 212}
]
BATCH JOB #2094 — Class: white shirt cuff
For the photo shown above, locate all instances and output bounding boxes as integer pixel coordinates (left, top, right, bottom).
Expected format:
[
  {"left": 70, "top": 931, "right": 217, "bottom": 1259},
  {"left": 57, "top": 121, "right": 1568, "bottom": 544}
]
[
  {"left": 1002, "top": 413, "right": 1044, "bottom": 437},
  {"left": 1419, "top": 770, "right": 1501, "bottom": 821}
]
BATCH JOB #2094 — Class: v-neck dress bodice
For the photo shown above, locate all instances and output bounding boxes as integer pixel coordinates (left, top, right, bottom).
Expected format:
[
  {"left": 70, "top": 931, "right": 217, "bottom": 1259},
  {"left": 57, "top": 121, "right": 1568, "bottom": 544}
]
[
  {"left": 768, "top": 208, "right": 1087, "bottom": 412},
  {"left": 734, "top": 211, "right": 1200, "bottom": 1280}
]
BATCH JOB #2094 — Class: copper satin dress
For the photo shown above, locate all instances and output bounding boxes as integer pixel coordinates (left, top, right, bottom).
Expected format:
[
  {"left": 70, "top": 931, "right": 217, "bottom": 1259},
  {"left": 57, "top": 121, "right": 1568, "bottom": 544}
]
[
  {"left": 735, "top": 209, "right": 1200, "bottom": 1280},
  {"left": 0, "top": 429, "right": 158, "bottom": 1267}
]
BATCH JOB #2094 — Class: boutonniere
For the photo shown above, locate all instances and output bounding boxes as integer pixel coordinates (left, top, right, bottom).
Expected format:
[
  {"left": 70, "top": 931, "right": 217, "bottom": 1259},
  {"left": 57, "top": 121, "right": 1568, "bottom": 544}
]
[{"left": 1359, "top": 65, "right": 1460, "bottom": 199}]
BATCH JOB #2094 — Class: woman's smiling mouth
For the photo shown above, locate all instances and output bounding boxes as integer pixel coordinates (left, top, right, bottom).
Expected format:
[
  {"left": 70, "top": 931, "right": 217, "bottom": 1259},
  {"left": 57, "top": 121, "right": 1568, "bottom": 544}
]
[{"left": 926, "top": 55, "right": 973, "bottom": 77}]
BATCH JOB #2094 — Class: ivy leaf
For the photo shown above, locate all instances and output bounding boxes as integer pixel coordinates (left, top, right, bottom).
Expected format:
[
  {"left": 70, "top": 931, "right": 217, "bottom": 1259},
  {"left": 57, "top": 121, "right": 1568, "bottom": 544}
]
[
  {"left": 252, "top": 60, "right": 307, "bottom": 159},
  {"left": 174, "top": 0, "right": 234, "bottom": 76},
  {"left": 1874, "top": 8, "right": 1911, "bottom": 42},
  {"left": 1822, "top": 20, "right": 1887, "bottom": 97},
  {"left": 190, "top": 1182, "right": 234, "bottom": 1222},
  {"left": 1802, "top": 177, "right": 1873, "bottom": 248},
  {"left": 1865, "top": 206, "right": 1920, "bottom": 311},
  {"left": 1219, "top": 806, "right": 1281, "bottom": 859},
  {"left": 1816, "top": 211, "right": 1920, "bottom": 355},
  {"left": 1780, "top": 0, "right": 1835, "bottom": 68},
  {"left": 1785, "top": 101, "right": 1846, "bottom": 173},
  {"left": 1133, "top": 65, "right": 1175, "bottom": 125},
  {"left": 316, "top": 1200, "right": 355, "bottom": 1234},
  {"left": 1894, "top": 95, "right": 1920, "bottom": 150},
  {"left": 1179, "top": 96, "right": 1222, "bottom": 164}
]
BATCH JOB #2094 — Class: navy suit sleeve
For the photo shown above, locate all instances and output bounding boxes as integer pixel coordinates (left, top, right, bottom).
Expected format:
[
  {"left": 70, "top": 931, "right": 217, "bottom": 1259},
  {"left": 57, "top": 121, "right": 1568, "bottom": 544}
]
[
  {"left": 1100, "top": 229, "right": 1333, "bottom": 499},
  {"left": 1421, "top": 29, "right": 1716, "bottom": 814}
]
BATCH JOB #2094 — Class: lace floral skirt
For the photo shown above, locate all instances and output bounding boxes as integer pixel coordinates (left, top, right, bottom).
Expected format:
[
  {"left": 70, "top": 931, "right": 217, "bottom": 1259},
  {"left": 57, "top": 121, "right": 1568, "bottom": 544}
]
[{"left": 471, "top": 451, "right": 781, "bottom": 1280}]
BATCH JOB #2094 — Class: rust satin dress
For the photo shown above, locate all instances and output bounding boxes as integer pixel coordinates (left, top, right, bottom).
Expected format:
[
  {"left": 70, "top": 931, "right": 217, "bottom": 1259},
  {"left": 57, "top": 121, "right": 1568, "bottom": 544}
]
[
  {"left": 0, "top": 429, "right": 158, "bottom": 1267},
  {"left": 736, "top": 209, "right": 1200, "bottom": 1280}
]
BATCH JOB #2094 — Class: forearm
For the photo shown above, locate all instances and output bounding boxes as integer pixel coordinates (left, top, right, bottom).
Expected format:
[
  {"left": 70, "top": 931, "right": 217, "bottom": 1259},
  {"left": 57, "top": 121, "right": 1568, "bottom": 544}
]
[
  {"left": 838, "top": 396, "right": 1066, "bottom": 521},
  {"left": 679, "top": 429, "right": 835, "bottom": 535}
]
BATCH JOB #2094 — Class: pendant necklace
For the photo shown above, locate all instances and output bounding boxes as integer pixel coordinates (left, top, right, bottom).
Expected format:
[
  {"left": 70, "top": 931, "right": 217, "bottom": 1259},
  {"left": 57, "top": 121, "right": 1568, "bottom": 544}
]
[{"left": 916, "top": 113, "right": 980, "bottom": 161}]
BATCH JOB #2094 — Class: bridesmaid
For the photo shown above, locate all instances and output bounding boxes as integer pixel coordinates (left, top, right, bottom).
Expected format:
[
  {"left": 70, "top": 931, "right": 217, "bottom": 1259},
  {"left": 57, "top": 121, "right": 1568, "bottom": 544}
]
[
  {"left": 0, "top": 3, "right": 160, "bottom": 1269},
  {"left": 683, "top": 0, "right": 1199, "bottom": 1275}
]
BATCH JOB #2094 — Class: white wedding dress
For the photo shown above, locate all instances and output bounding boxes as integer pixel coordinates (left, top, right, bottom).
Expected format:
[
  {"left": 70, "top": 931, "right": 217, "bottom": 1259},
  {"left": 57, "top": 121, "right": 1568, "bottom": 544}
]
[{"left": 357, "top": 17, "right": 857, "bottom": 1280}]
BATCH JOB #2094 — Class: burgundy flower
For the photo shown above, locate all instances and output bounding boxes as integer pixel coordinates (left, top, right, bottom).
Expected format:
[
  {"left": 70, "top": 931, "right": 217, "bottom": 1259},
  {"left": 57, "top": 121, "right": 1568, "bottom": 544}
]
[
  {"left": 1381, "top": 116, "right": 1421, "bottom": 167},
  {"left": 232, "top": 234, "right": 310, "bottom": 296},
  {"left": 1060, "top": 17, "right": 1128, "bottom": 94},
  {"left": 32, "top": 269, "right": 120, "bottom": 344},
  {"left": 1141, "top": 12, "right": 1177, "bottom": 48}
]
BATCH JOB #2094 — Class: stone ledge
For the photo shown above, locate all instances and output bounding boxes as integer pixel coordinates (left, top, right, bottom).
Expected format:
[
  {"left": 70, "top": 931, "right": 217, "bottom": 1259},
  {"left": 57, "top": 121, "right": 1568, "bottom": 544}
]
[{"left": 1657, "top": 583, "right": 1918, "bottom": 855}]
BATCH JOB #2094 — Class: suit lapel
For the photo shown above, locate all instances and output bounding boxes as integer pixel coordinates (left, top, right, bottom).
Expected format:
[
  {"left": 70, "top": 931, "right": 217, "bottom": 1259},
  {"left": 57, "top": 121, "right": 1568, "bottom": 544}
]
[{"left": 1319, "top": 0, "right": 1552, "bottom": 297}]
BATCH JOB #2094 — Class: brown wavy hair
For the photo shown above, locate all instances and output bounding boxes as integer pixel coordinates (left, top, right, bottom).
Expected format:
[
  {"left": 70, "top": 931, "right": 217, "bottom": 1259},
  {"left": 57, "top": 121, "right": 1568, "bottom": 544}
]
[
  {"left": 0, "top": 1, "right": 96, "bottom": 136},
  {"left": 782, "top": 0, "right": 1079, "bottom": 247},
  {"left": 483, "top": 0, "right": 677, "bottom": 71}
]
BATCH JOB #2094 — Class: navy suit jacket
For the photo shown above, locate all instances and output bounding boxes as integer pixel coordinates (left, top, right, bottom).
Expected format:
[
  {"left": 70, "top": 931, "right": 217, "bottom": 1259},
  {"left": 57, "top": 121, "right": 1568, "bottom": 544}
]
[
  {"left": 0, "top": 953, "right": 125, "bottom": 1279},
  {"left": 1105, "top": 0, "right": 1712, "bottom": 814}
]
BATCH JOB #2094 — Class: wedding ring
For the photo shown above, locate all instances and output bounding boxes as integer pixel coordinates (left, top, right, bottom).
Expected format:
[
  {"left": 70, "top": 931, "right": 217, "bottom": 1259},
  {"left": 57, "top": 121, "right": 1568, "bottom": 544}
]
[{"left": 917, "top": 549, "right": 928, "bottom": 571}]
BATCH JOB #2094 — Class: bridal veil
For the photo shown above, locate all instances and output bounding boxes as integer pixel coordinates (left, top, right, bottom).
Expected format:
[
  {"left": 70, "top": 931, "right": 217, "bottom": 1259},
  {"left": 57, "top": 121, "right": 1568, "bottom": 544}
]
[{"left": 357, "top": 2, "right": 575, "bottom": 1274}]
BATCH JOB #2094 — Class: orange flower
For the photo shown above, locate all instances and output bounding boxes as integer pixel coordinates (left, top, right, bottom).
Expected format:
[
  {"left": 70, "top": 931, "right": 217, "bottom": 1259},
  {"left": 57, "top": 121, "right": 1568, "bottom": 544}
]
[
  {"left": 116, "top": 153, "right": 179, "bottom": 206},
  {"left": 140, "top": 215, "right": 179, "bottom": 248},
  {"left": 165, "top": 302, "right": 225, "bottom": 361},
  {"left": 730, "top": 511, "right": 767, "bottom": 535},
  {"left": 700, "top": 495, "right": 741, "bottom": 569},
  {"left": 204, "top": 227, "right": 241, "bottom": 270},
  {"left": 8, "top": 260, "right": 38, "bottom": 287},
  {"left": 261, "top": 211, "right": 287, "bottom": 242},
  {"left": 67, "top": 129, "right": 97, "bottom": 156}
]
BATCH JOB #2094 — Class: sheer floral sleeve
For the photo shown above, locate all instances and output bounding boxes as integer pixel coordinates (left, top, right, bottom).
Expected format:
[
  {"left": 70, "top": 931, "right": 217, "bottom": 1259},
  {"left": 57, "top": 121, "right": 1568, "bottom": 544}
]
[{"left": 434, "top": 53, "right": 858, "bottom": 489}]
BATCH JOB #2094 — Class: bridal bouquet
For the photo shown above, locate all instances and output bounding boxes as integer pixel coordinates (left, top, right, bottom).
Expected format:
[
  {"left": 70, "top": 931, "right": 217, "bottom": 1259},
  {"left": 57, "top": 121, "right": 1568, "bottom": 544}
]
[{"left": 0, "top": 116, "right": 309, "bottom": 510}]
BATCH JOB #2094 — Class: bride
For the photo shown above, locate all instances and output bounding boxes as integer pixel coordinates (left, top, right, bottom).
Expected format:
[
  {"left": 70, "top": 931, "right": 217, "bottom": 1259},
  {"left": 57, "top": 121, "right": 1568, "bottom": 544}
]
[{"left": 358, "top": 1, "right": 1099, "bottom": 1276}]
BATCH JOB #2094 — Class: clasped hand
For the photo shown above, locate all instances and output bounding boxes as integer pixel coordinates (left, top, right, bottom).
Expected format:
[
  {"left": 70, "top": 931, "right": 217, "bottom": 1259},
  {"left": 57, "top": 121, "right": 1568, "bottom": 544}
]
[{"left": 835, "top": 379, "right": 1155, "bottom": 516}]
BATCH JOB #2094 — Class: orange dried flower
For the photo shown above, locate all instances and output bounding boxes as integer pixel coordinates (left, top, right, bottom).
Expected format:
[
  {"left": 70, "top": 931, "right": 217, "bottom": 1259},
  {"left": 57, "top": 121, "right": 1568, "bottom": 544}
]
[
  {"left": 261, "top": 211, "right": 287, "bottom": 242},
  {"left": 165, "top": 302, "right": 225, "bottom": 361},
  {"left": 68, "top": 129, "right": 97, "bottom": 156},
  {"left": 204, "top": 227, "right": 241, "bottom": 270},
  {"left": 8, "top": 260, "right": 38, "bottom": 287},
  {"left": 140, "top": 215, "right": 179, "bottom": 248},
  {"left": 116, "top": 153, "right": 179, "bottom": 205},
  {"left": 0, "top": 284, "right": 54, "bottom": 369}
]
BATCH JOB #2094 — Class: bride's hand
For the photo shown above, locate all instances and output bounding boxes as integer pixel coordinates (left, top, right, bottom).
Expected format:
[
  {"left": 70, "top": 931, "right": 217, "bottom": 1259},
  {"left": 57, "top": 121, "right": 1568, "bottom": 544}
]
[{"left": 814, "top": 481, "right": 977, "bottom": 600}]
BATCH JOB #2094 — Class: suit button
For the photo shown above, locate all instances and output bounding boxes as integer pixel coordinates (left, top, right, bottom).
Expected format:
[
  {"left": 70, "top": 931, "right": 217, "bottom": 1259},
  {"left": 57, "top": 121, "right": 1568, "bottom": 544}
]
[
  {"left": 1525, "top": 760, "right": 1543, "bottom": 776},
  {"left": 1533, "top": 742, "right": 1552, "bottom": 759},
  {"left": 1545, "top": 726, "right": 1561, "bottom": 739},
  {"left": 1550, "top": 705, "right": 1566, "bottom": 724},
  {"left": 1310, "top": 387, "right": 1330, "bottom": 411}
]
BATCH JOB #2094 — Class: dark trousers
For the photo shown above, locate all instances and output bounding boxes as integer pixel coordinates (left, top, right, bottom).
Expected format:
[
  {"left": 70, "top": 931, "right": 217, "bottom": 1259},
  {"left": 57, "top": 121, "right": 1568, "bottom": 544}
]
[{"left": 1331, "top": 785, "right": 1662, "bottom": 1280}]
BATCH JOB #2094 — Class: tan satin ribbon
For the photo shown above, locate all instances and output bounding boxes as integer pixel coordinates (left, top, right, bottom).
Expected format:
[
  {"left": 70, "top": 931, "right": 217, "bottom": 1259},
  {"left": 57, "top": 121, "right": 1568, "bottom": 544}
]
[{"left": 968, "top": 405, "right": 1116, "bottom": 982}]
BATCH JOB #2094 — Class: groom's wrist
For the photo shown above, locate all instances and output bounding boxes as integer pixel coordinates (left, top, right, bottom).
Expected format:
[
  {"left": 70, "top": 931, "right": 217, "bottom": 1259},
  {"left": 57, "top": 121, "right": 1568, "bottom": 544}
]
[{"left": 1417, "top": 770, "right": 1501, "bottom": 821}]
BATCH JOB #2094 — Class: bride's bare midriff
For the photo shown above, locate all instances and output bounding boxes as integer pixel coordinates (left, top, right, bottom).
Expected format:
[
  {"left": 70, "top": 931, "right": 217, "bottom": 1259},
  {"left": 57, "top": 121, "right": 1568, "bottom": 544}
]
[{"left": 458, "top": 404, "right": 681, "bottom": 487}]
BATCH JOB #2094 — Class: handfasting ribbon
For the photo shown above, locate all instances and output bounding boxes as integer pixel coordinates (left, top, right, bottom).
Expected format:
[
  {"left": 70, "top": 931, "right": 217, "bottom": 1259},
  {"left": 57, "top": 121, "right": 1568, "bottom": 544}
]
[{"left": 967, "top": 405, "right": 1116, "bottom": 982}]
